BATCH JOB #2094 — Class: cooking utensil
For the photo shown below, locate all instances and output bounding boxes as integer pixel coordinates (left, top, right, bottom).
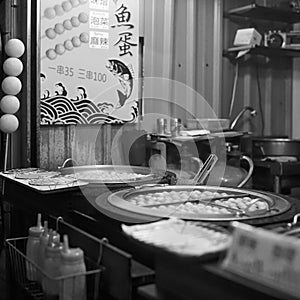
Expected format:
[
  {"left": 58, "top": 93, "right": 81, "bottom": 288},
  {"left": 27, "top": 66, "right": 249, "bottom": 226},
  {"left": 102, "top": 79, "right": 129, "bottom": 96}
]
[
  {"left": 252, "top": 137, "right": 300, "bottom": 158},
  {"left": 59, "top": 164, "right": 175, "bottom": 186},
  {"left": 193, "top": 154, "right": 218, "bottom": 184}
]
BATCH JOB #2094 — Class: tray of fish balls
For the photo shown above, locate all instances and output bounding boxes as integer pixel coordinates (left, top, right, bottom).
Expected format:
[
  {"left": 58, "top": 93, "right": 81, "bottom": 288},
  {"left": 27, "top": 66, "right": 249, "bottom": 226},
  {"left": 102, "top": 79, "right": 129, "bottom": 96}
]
[
  {"left": 122, "top": 218, "right": 231, "bottom": 260},
  {"left": 108, "top": 185, "right": 292, "bottom": 221},
  {"left": 60, "top": 165, "right": 174, "bottom": 186}
]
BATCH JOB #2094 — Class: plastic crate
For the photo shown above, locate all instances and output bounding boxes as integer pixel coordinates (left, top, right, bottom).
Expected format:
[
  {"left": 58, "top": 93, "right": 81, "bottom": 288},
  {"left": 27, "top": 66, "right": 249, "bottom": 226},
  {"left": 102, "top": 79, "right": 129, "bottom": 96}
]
[{"left": 6, "top": 236, "right": 103, "bottom": 300}]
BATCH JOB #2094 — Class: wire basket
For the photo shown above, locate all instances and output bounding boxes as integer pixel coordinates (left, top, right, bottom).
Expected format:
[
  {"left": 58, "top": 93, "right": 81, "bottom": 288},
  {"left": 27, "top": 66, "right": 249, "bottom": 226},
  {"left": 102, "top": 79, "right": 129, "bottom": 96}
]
[{"left": 6, "top": 237, "right": 103, "bottom": 300}]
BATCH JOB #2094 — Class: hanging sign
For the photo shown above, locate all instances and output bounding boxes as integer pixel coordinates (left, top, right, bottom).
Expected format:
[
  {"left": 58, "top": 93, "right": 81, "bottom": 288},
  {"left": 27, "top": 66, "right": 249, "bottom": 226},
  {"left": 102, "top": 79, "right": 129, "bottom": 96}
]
[
  {"left": 222, "top": 221, "right": 300, "bottom": 298},
  {"left": 40, "top": 0, "right": 139, "bottom": 125}
]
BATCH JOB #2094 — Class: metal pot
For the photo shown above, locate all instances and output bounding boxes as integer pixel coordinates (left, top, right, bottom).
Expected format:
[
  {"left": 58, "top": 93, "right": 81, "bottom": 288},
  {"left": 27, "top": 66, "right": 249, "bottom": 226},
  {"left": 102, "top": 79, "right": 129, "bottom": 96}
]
[
  {"left": 206, "top": 155, "right": 254, "bottom": 188},
  {"left": 252, "top": 137, "right": 300, "bottom": 158}
]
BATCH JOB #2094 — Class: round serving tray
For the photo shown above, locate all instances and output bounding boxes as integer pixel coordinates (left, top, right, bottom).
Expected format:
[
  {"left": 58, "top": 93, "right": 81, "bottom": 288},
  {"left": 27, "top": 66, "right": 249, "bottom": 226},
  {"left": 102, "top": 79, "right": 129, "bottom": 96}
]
[
  {"left": 122, "top": 218, "right": 231, "bottom": 260},
  {"left": 59, "top": 165, "right": 171, "bottom": 185},
  {"left": 107, "top": 185, "right": 292, "bottom": 222}
]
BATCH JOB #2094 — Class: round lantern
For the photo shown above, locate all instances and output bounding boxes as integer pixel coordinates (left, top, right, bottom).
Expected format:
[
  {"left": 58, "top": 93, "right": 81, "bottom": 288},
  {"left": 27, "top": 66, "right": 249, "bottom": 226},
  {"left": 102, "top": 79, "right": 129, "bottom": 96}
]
[
  {"left": 1, "top": 76, "right": 22, "bottom": 95},
  {"left": 0, "top": 95, "right": 20, "bottom": 114},
  {"left": 0, "top": 114, "right": 19, "bottom": 133},
  {"left": 3, "top": 57, "right": 23, "bottom": 76},
  {"left": 4, "top": 39, "right": 25, "bottom": 58}
]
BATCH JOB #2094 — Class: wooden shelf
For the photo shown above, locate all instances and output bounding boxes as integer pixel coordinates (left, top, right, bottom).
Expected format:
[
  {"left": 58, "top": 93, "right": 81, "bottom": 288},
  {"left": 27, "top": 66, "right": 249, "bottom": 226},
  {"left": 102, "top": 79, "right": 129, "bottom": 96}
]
[
  {"left": 224, "top": 46, "right": 300, "bottom": 59},
  {"left": 227, "top": 4, "right": 300, "bottom": 24}
]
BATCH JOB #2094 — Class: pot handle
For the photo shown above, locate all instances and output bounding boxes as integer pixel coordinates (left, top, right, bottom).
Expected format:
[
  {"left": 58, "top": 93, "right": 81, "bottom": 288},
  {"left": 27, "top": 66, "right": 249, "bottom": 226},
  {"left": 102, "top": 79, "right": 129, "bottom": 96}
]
[
  {"left": 59, "top": 158, "right": 78, "bottom": 169},
  {"left": 237, "top": 155, "right": 254, "bottom": 188}
]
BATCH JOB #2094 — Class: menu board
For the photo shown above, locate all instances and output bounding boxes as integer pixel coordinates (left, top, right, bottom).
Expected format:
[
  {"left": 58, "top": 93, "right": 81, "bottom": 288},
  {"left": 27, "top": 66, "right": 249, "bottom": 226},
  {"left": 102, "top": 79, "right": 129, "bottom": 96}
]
[{"left": 40, "top": 0, "right": 139, "bottom": 125}]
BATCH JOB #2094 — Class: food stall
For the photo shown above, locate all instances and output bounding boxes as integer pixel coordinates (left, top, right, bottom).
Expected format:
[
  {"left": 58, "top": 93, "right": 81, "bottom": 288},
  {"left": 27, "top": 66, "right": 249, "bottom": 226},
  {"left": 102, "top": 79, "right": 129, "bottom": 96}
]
[{"left": 2, "top": 0, "right": 300, "bottom": 300}]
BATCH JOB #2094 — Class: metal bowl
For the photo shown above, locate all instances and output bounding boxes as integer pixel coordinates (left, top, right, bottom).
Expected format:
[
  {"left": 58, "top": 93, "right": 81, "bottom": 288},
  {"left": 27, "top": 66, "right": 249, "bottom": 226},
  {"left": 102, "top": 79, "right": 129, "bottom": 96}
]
[{"left": 252, "top": 137, "right": 300, "bottom": 158}]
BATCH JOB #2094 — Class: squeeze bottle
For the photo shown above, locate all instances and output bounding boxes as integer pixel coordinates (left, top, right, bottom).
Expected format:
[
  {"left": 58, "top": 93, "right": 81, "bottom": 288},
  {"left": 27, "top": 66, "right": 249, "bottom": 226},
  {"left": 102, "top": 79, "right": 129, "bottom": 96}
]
[
  {"left": 26, "top": 213, "right": 44, "bottom": 281},
  {"left": 59, "top": 235, "right": 87, "bottom": 300},
  {"left": 42, "top": 231, "right": 62, "bottom": 299}
]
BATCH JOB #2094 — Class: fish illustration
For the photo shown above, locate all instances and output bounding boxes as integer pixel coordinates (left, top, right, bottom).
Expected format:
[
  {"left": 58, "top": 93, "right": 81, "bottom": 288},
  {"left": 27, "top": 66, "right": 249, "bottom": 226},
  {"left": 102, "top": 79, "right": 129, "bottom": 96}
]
[{"left": 106, "top": 59, "right": 133, "bottom": 108}]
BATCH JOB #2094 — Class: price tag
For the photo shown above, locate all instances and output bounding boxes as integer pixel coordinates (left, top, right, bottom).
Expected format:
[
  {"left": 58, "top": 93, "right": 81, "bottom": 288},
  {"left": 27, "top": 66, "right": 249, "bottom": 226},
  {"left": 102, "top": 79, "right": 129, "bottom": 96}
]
[{"left": 222, "top": 222, "right": 300, "bottom": 298}]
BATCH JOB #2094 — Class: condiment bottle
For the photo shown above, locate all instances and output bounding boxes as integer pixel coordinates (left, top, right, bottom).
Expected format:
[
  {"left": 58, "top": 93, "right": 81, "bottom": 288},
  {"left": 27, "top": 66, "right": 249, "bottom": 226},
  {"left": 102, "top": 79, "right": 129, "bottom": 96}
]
[
  {"left": 42, "top": 231, "right": 62, "bottom": 299},
  {"left": 60, "top": 235, "right": 87, "bottom": 300},
  {"left": 26, "top": 213, "right": 44, "bottom": 281},
  {"left": 37, "top": 221, "right": 50, "bottom": 282}
]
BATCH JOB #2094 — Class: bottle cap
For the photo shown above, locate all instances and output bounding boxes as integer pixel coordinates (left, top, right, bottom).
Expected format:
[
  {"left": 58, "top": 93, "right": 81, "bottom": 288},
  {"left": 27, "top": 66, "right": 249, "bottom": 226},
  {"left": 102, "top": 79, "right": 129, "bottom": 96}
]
[
  {"left": 29, "top": 226, "right": 43, "bottom": 237},
  {"left": 47, "top": 231, "right": 60, "bottom": 247},
  {"left": 61, "top": 247, "right": 84, "bottom": 262},
  {"left": 61, "top": 234, "right": 84, "bottom": 262},
  {"left": 45, "top": 242, "right": 63, "bottom": 257},
  {"left": 28, "top": 213, "right": 44, "bottom": 237}
]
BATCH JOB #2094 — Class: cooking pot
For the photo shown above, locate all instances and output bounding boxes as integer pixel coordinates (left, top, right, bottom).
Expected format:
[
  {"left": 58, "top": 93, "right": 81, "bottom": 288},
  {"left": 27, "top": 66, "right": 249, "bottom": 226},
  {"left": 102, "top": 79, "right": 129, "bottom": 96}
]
[
  {"left": 252, "top": 137, "right": 300, "bottom": 158},
  {"left": 206, "top": 155, "right": 254, "bottom": 188}
]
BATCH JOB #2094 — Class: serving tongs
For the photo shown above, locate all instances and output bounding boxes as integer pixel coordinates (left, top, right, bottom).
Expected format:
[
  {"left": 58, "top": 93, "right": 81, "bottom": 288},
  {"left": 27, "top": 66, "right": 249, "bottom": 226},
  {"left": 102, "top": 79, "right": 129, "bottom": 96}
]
[
  {"left": 193, "top": 153, "right": 218, "bottom": 185},
  {"left": 124, "top": 154, "right": 218, "bottom": 197}
]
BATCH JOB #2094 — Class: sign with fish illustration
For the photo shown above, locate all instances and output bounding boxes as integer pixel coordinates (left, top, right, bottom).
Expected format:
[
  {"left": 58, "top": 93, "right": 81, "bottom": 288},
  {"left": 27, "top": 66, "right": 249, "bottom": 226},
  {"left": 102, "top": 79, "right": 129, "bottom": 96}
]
[{"left": 40, "top": 0, "right": 139, "bottom": 125}]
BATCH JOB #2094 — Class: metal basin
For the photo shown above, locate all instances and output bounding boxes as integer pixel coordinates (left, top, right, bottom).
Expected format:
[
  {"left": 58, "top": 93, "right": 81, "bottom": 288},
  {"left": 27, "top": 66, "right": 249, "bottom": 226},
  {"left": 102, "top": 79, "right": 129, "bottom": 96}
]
[{"left": 252, "top": 137, "right": 300, "bottom": 158}]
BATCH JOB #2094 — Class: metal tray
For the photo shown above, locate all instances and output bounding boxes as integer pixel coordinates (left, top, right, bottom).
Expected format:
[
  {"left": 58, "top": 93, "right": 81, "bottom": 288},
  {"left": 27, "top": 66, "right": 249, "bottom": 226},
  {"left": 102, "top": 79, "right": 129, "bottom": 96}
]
[
  {"left": 60, "top": 165, "right": 169, "bottom": 185},
  {"left": 108, "top": 185, "right": 291, "bottom": 222},
  {"left": 122, "top": 218, "right": 231, "bottom": 260}
]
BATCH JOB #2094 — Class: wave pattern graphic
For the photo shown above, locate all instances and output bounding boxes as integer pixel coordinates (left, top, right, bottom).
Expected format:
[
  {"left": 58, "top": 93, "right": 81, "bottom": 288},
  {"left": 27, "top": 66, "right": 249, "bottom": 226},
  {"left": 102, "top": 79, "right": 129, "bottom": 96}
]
[{"left": 40, "top": 95, "right": 137, "bottom": 125}]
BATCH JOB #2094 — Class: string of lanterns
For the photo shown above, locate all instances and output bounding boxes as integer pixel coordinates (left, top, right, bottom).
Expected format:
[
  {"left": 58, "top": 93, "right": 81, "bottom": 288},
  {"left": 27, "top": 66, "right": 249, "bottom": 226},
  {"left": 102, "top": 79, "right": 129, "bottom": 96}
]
[{"left": 0, "top": 38, "right": 25, "bottom": 134}]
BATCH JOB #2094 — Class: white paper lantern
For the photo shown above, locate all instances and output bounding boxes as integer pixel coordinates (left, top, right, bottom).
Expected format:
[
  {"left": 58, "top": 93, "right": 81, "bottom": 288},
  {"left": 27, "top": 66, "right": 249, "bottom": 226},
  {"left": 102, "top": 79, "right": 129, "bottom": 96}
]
[
  {"left": 3, "top": 57, "right": 23, "bottom": 76},
  {"left": 5, "top": 39, "right": 25, "bottom": 58},
  {"left": 0, "top": 114, "right": 19, "bottom": 133},
  {"left": 0, "top": 95, "right": 20, "bottom": 114},
  {"left": 1, "top": 76, "right": 22, "bottom": 95}
]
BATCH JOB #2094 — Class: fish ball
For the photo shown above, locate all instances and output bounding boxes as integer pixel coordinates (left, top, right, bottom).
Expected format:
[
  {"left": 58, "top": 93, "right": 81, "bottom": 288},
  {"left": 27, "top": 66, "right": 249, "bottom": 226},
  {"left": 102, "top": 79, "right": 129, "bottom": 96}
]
[
  {"left": 46, "top": 49, "right": 57, "bottom": 60},
  {"left": 55, "top": 44, "right": 65, "bottom": 55},
  {"left": 62, "top": 1, "right": 72, "bottom": 12},
  {"left": 64, "top": 39, "right": 74, "bottom": 51},
  {"left": 63, "top": 19, "right": 73, "bottom": 30},
  {"left": 45, "top": 28, "right": 56, "bottom": 39},
  {"left": 71, "top": 36, "right": 81, "bottom": 47},
  {"left": 69, "top": 0, "right": 80, "bottom": 7},
  {"left": 44, "top": 7, "right": 56, "bottom": 19},
  {"left": 79, "top": 32, "right": 89, "bottom": 43},
  {"left": 78, "top": 12, "right": 88, "bottom": 23},
  {"left": 71, "top": 16, "right": 80, "bottom": 27},
  {"left": 54, "top": 4, "right": 64, "bottom": 16},
  {"left": 54, "top": 23, "right": 65, "bottom": 34}
]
